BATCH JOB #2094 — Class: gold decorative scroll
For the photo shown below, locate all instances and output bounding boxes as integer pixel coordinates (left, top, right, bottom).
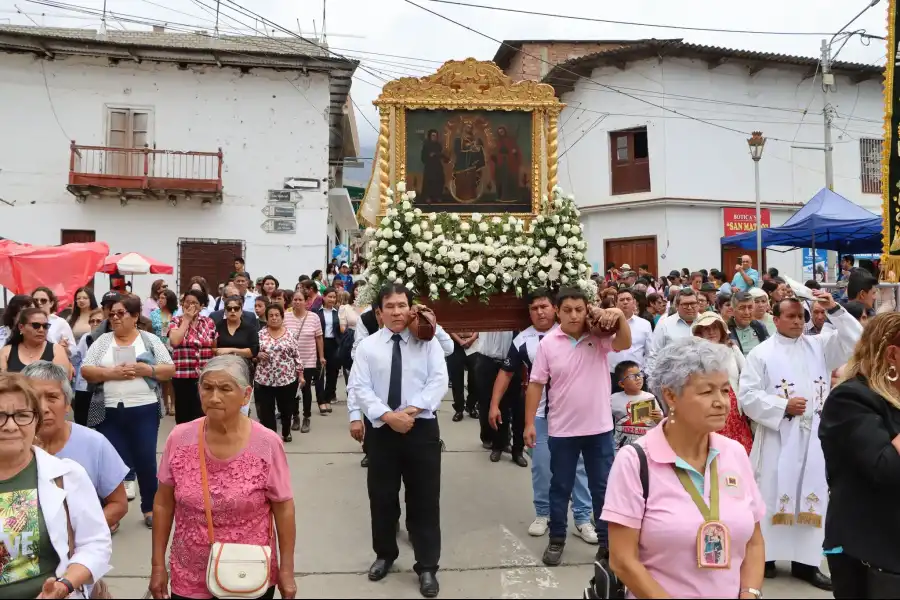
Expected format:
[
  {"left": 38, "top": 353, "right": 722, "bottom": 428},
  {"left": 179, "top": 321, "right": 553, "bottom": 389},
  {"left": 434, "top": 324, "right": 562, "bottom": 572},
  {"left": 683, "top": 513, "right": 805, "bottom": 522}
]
[
  {"left": 372, "top": 58, "right": 564, "bottom": 219},
  {"left": 883, "top": 0, "right": 900, "bottom": 281}
]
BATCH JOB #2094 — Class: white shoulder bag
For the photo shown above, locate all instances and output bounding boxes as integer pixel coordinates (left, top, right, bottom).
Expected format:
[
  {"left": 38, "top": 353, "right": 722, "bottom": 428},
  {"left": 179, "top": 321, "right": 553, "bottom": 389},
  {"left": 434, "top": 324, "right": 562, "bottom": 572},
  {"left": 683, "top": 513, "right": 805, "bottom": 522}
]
[{"left": 199, "top": 419, "right": 274, "bottom": 599}]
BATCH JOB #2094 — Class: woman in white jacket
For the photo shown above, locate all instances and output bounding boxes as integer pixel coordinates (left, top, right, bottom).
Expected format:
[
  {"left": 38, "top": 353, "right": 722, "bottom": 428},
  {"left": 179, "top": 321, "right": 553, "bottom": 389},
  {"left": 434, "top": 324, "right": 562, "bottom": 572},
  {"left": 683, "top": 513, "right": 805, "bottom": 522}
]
[
  {"left": 0, "top": 373, "right": 111, "bottom": 599},
  {"left": 691, "top": 312, "right": 753, "bottom": 453}
]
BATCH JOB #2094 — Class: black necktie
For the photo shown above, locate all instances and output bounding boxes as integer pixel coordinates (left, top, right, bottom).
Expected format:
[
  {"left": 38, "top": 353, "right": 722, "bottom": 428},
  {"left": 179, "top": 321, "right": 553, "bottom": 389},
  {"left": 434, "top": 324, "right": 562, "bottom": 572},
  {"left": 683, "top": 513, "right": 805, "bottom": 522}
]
[{"left": 388, "top": 333, "right": 403, "bottom": 410}]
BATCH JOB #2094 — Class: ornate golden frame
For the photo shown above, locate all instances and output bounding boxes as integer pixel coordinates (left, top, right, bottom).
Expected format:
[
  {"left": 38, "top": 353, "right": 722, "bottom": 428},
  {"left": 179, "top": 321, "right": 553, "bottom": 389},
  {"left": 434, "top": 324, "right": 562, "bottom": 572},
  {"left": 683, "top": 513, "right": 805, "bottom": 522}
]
[{"left": 372, "top": 58, "right": 563, "bottom": 218}]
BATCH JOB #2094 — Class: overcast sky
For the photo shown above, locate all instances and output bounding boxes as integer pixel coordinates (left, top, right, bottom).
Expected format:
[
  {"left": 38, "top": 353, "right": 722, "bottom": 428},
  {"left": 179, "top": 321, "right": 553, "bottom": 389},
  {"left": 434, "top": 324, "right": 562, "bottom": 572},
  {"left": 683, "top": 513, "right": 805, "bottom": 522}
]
[{"left": 3, "top": 0, "right": 889, "bottom": 156}]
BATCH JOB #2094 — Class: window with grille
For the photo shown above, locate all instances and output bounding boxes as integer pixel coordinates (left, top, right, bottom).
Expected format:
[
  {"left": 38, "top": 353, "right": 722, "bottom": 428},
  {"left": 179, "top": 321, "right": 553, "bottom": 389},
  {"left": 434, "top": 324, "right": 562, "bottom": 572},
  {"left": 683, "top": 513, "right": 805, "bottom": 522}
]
[{"left": 860, "top": 138, "right": 883, "bottom": 194}]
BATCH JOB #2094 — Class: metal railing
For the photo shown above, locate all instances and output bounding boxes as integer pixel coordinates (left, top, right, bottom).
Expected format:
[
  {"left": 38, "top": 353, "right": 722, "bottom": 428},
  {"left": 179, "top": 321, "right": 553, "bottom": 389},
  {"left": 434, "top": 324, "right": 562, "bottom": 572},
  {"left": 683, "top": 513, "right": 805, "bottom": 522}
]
[{"left": 69, "top": 141, "right": 223, "bottom": 190}]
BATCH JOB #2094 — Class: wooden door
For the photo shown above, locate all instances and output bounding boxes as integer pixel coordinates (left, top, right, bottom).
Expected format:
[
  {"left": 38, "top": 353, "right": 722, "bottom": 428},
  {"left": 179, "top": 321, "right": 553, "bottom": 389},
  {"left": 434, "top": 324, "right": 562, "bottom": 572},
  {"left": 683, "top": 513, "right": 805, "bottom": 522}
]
[
  {"left": 721, "top": 246, "right": 765, "bottom": 281},
  {"left": 604, "top": 236, "right": 658, "bottom": 278},
  {"left": 178, "top": 239, "right": 244, "bottom": 295},
  {"left": 107, "top": 108, "right": 149, "bottom": 176},
  {"left": 61, "top": 229, "right": 96, "bottom": 289}
]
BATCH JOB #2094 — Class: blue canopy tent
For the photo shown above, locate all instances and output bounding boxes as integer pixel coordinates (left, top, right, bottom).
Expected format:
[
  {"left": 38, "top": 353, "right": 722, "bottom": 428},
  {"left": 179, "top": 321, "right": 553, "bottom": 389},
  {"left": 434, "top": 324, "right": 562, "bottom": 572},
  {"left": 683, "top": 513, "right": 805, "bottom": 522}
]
[{"left": 720, "top": 188, "right": 882, "bottom": 253}]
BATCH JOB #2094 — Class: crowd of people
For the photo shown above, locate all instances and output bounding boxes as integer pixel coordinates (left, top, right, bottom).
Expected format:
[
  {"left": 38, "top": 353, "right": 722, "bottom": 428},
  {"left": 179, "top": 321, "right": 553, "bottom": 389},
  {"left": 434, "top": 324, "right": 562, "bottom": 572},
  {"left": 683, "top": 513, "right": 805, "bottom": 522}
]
[{"left": 0, "top": 250, "right": 898, "bottom": 599}]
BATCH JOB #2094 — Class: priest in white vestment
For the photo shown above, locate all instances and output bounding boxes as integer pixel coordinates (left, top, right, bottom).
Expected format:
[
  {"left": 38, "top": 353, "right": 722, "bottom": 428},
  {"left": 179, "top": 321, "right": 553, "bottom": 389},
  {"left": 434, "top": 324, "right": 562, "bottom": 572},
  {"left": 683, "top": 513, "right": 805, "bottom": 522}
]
[{"left": 739, "top": 293, "right": 862, "bottom": 591}]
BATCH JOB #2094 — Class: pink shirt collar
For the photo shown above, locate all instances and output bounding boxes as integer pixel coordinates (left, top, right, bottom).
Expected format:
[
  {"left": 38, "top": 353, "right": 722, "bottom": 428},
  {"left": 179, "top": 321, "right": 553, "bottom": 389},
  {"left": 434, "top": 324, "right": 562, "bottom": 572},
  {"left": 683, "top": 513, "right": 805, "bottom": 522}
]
[{"left": 643, "top": 419, "right": 724, "bottom": 465}]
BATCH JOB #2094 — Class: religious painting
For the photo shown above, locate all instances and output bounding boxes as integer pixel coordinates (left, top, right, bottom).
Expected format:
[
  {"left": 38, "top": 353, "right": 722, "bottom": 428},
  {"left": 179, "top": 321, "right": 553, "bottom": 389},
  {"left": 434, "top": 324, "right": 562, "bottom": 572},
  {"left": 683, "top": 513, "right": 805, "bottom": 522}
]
[
  {"left": 697, "top": 522, "right": 730, "bottom": 569},
  {"left": 405, "top": 109, "right": 533, "bottom": 213}
]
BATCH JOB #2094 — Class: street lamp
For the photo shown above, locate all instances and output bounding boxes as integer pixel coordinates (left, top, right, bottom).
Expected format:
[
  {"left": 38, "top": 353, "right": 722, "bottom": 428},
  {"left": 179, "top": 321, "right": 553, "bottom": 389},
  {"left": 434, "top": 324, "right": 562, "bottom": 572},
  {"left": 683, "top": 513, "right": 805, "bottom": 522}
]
[{"left": 747, "top": 131, "right": 766, "bottom": 267}]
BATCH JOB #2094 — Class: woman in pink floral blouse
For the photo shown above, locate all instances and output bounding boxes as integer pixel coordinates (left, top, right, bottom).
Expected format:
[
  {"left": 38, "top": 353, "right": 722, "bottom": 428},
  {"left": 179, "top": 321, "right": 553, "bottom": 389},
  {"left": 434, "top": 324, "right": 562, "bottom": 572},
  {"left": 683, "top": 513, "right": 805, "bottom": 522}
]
[
  {"left": 168, "top": 289, "right": 218, "bottom": 424},
  {"left": 256, "top": 304, "right": 305, "bottom": 442},
  {"left": 150, "top": 355, "right": 297, "bottom": 600}
]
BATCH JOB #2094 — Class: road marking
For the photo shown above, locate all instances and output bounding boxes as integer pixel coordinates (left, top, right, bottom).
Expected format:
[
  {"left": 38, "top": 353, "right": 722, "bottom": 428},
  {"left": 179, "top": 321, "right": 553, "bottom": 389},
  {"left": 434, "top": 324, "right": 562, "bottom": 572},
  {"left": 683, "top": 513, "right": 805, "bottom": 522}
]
[{"left": 499, "top": 525, "right": 559, "bottom": 599}]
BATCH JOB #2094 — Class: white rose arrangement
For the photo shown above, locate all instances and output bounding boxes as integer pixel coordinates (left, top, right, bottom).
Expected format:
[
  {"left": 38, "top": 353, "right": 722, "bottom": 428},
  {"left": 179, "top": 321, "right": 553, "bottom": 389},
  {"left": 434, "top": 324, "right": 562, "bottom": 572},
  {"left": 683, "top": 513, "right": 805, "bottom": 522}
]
[{"left": 359, "top": 184, "right": 596, "bottom": 305}]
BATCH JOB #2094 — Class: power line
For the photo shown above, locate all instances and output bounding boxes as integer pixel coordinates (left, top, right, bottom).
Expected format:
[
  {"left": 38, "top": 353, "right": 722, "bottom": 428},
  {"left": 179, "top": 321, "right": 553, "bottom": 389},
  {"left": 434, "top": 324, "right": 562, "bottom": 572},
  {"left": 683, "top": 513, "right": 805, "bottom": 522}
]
[
  {"left": 352, "top": 97, "right": 378, "bottom": 134},
  {"left": 417, "top": 0, "right": 858, "bottom": 37},
  {"left": 399, "top": 0, "right": 847, "bottom": 146}
]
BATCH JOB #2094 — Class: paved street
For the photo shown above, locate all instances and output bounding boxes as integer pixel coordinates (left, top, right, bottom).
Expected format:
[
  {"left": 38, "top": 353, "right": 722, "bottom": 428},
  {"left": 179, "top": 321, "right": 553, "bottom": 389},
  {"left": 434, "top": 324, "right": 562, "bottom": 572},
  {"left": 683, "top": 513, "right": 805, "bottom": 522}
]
[{"left": 102, "top": 387, "right": 831, "bottom": 599}]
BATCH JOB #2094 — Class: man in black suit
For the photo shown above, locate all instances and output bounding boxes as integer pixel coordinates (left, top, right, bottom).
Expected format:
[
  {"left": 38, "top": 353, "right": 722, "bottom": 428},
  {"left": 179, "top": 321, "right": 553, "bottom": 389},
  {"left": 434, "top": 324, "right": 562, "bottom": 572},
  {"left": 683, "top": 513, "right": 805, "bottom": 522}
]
[
  {"left": 209, "top": 283, "right": 257, "bottom": 325},
  {"left": 315, "top": 286, "right": 343, "bottom": 413}
]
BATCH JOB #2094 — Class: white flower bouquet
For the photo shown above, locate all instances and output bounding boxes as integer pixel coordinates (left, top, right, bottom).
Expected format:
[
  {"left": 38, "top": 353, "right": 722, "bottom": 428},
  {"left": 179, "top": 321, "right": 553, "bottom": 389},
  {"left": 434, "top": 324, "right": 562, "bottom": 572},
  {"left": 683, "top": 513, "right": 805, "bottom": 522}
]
[{"left": 358, "top": 182, "right": 596, "bottom": 306}]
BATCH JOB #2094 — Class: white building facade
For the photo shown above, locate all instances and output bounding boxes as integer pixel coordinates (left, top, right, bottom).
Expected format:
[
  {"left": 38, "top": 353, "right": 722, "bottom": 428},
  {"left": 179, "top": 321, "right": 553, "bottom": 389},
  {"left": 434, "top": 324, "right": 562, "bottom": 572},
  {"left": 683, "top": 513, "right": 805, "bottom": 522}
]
[
  {"left": 535, "top": 40, "right": 884, "bottom": 279},
  {"left": 0, "top": 25, "right": 359, "bottom": 295}
]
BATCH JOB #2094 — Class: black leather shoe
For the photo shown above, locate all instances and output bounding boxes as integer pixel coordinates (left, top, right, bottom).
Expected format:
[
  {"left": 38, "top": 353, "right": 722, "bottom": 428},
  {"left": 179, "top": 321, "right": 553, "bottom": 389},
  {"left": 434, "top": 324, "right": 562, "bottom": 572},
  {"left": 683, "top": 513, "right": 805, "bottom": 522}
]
[
  {"left": 792, "top": 569, "right": 832, "bottom": 591},
  {"left": 419, "top": 572, "right": 439, "bottom": 598},
  {"left": 542, "top": 540, "right": 565, "bottom": 566},
  {"left": 482, "top": 441, "right": 492, "bottom": 450},
  {"left": 764, "top": 562, "right": 777, "bottom": 579},
  {"left": 360, "top": 455, "right": 369, "bottom": 468},
  {"left": 368, "top": 559, "right": 393, "bottom": 581},
  {"left": 490, "top": 449, "right": 503, "bottom": 462},
  {"left": 282, "top": 434, "right": 292, "bottom": 443},
  {"left": 452, "top": 412, "right": 464, "bottom": 422},
  {"left": 504, "top": 445, "right": 512, "bottom": 454},
  {"left": 469, "top": 408, "right": 479, "bottom": 419},
  {"left": 512, "top": 454, "right": 528, "bottom": 467}
]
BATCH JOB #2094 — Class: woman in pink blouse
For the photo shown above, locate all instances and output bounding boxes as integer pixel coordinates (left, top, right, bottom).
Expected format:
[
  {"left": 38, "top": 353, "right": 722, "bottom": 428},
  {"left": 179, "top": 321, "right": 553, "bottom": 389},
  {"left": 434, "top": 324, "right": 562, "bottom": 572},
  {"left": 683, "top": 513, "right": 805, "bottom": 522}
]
[
  {"left": 168, "top": 290, "right": 219, "bottom": 424},
  {"left": 256, "top": 304, "right": 305, "bottom": 442},
  {"left": 150, "top": 355, "right": 297, "bottom": 600}
]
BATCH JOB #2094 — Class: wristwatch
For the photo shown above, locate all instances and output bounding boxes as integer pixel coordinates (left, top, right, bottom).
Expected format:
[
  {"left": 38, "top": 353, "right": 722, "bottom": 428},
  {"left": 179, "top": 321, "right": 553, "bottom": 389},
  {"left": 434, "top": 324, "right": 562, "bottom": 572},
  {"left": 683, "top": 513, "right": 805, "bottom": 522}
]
[
  {"left": 740, "top": 588, "right": 762, "bottom": 599},
  {"left": 56, "top": 578, "right": 75, "bottom": 595}
]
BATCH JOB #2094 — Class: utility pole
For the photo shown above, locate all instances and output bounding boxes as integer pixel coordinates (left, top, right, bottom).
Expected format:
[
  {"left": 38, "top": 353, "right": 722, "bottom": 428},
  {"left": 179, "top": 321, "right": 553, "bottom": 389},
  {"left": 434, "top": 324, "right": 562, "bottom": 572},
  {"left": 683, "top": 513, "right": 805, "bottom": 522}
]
[{"left": 820, "top": 39, "right": 835, "bottom": 191}]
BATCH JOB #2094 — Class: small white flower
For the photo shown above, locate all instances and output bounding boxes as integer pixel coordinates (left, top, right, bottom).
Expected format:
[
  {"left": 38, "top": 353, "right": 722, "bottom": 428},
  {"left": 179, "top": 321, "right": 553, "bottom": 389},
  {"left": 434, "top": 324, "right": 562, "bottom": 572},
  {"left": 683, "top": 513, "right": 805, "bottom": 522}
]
[
  {"left": 517, "top": 257, "right": 527, "bottom": 266},
  {"left": 393, "top": 255, "right": 400, "bottom": 262},
  {"left": 398, "top": 260, "right": 407, "bottom": 271},
  {"left": 437, "top": 266, "right": 447, "bottom": 276},
  {"left": 503, "top": 273, "right": 513, "bottom": 283},
  {"left": 484, "top": 237, "right": 494, "bottom": 245},
  {"left": 393, "top": 221, "right": 401, "bottom": 230},
  {"left": 569, "top": 236, "right": 580, "bottom": 246},
  {"left": 378, "top": 240, "right": 388, "bottom": 249},
  {"left": 386, "top": 188, "right": 394, "bottom": 197},
  {"left": 487, "top": 273, "right": 497, "bottom": 283},
  {"left": 566, "top": 193, "right": 575, "bottom": 202},
  {"left": 401, "top": 193, "right": 410, "bottom": 203},
  {"left": 487, "top": 257, "right": 497, "bottom": 267},
  {"left": 420, "top": 220, "right": 429, "bottom": 230},
  {"left": 525, "top": 237, "right": 534, "bottom": 246},
  {"left": 397, "top": 181, "right": 407, "bottom": 193},
  {"left": 430, "top": 283, "right": 438, "bottom": 293},
  {"left": 539, "top": 255, "right": 552, "bottom": 268},
  {"left": 394, "top": 230, "right": 403, "bottom": 239},
  {"left": 499, "top": 235, "right": 508, "bottom": 245},
  {"left": 423, "top": 231, "right": 434, "bottom": 241},
  {"left": 479, "top": 222, "right": 489, "bottom": 232},
  {"left": 468, "top": 234, "right": 478, "bottom": 243},
  {"left": 528, "top": 256, "right": 538, "bottom": 265},
  {"left": 546, "top": 227, "right": 557, "bottom": 237},
  {"left": 456, "top": 278, "right": 466, "bottom": 288},
  {"left": 565, "top": 261, "right": 574, "bottom": 270},
  {"left": 537, "top": 270, "right": 548, "bottom": 281},
  {"left": 429, "top": 213, "right": 438, "bottom": 221},
  {"left": 472, "top": 213, "right": 482, "bottom": 222},
  {"left": 558, "top": 236, "right": 568, "bottom": 247},
  {"left": 454, "top": 264, "right": 464, "bottom": 274},
  {"left": 406, "top": 266, "right": 416, "bottom": 277},
  {"left": 433, "top": 224, "right": 443, "bottom": 234},
  {"left": 563, "top": 224, "right": 571, "bottom": 233},
  {"left": 475, "top": 275, "right": 486, "bottom": 287},
  {"left": 535, "top": 215, "right": 545, "bottom": 224},
  {"left": 369, "top": 274, "right": 379, "bottom": 284},
  {"left": 492, "top": 217, "right": 502, "bottom": 224},
  {"left": 468, "top": 260, "right": 481, "bottom": 273},
  {"left": 403, "top": 242, "right": 414, "bottom": 253},
  {"left": 387, "top": 245, "right": 397, "bottom": 253},
  {"left": 455, "top": 235, "right": 463, "bottom": 242},
  {"left": 451, "top": 214, "right": 461, "bottom": 221},
  {"left": 571, "top": 225, "right": 581, "bottom": 235},
  {"left": 502, "top": 224, "right": 511, "bottom": 233},
  {"left": 388, "top": 270, "right": 397, "bottom": 280},
  {"left": 561, "top": 275, "right": 569, "bottom": 284},
  {"left": 578, "top": 264, "right": 587, "bottom": 273},
  {"left": 552, "top": 261, "right": 562, "bottom": 271},
  {"left": 538, "top": 240, "right": 547, "bottom": 249},
  {"left": 461, "top": 222, "right": 471, "bottom": 232},
  {"left": 444, "top": 283, "right": 452, "bottom": 291},
  {"left": 408, "top": 190, "right": 417, "bottom": 200},
  {"left": 548, "top": 269, "right": 560, "bottom": 281},
  {"left": 552, "top": 185, "right": 562, "bottom": 194},
  {"left": 405, "top": 213, "right": 414, "bottom": 223},
  {"left": 411, "top": 224, "right": 421, "bottom": 236}
]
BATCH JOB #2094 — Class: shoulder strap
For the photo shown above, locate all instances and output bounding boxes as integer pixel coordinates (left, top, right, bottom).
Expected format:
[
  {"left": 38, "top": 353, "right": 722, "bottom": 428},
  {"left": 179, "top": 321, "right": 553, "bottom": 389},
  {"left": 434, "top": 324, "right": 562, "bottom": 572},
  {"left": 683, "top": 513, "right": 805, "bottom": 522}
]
[
  {"left": 54, "top": 476, "right": 75, "bottom": 560},
  {"left": 628, "top": 443, "right": 650, "bottom": 503},
  {"left": 198, "top": 419, "right": 216, "bottom": 545}
]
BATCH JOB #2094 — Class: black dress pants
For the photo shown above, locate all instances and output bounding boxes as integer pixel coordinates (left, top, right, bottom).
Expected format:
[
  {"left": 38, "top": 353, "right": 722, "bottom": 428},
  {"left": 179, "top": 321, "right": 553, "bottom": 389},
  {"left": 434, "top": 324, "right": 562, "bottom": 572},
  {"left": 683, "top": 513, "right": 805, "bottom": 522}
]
[
  {"left": 449, "top": 344, "right": 478, "bottom": 414},
  {"left": 368, "top": 418, "right": 441, "bottom": 574},
  {"left": 476, "top": 355, "right": 501, "bottom": 444},
  {"left": 73, "top": 390, "right": 92, "bottom": 426},
  {"left": 316, "top": 338, "right": 340, "bottom": 403},
  {"left": 172, "top": 378, "right": 203, "bottom": 424},
  {"left": 298, "top": 367, "right": 321, "bottom": 418},
  {"left": 493, "top": 375, "right": 525, "bottom": 455},
  {"left": 255, "top": 381, "right": 299, "bottom": 437}
]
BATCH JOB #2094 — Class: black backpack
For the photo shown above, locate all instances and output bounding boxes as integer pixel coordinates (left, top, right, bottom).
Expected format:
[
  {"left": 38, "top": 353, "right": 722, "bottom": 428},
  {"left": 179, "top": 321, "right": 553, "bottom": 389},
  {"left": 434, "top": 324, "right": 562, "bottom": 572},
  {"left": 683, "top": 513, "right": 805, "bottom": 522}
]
[{"left": 584, "top": 444, "right": 649, "bottom": 600}]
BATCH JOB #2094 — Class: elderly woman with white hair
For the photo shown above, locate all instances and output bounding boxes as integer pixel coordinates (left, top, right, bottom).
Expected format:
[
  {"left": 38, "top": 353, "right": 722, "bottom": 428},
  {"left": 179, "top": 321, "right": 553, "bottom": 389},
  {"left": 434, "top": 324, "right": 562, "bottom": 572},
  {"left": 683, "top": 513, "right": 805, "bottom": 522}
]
[
  {"left": 150, "top": 355, "right": 297, "bottom": 600},
  {"left": 0, "top": 373, "right": 111, "bottom": 599},
  {"left": 22, "top": 360, "right": 129, "bottom": 534},
  {"left": 602, "top": 337, "right": 766, "bottom": 599}
]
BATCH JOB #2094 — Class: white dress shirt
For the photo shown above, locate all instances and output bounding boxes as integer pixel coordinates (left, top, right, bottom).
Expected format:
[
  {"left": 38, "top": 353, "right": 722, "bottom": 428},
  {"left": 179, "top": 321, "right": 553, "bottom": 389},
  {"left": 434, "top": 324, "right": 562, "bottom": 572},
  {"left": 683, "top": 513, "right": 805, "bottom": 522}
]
[
  {"left": 347, "top": 327, "right": 448, "bottom": 427},
  {"left": 478, "top": 331, "right": 515, "bottom": 360},
  {"left": 608, "top": 314, "right": 653, "bottom": 371},
  {"left": 323, "top": 309, "right": 336, "bottom": 338},
  {"left": 647, "top": 313, "right": 694, "bottom": 375},
  {"left": 48, "top": 314, "right": 78, "bottom": 358}
]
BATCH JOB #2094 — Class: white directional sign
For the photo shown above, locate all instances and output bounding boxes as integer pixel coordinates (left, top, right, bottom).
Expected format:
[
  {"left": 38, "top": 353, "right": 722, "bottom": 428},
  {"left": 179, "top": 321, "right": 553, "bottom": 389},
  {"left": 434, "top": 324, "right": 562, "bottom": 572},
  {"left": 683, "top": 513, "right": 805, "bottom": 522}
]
[
  {"left": 267, "top": 189, "right": 301, "bottom": 204},
  {"left": 260, "top": 218, "right": 297, "bottom": 233},
  {"left": 261, "top": 204, "right": 296, "bottom": 218}
]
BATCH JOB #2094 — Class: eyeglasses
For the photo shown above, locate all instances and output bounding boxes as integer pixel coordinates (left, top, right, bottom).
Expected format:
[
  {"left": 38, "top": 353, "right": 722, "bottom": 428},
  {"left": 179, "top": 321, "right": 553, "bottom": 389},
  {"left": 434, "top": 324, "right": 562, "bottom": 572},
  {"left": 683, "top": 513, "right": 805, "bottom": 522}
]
[
  {"left": 226, "top": 306, "right": 241, "bottom": 313},
  {"left": 679, "top": 302, "right": 699, "bottom": 309},
  {"left": 33, "top": 297, "right": 50, "bottom": 306},
  {"left": 27, "top": 322, "right": 51, "bottom": 331},
  {"left": 109, "top": 310, "right": 129, "bottom": 319},
  {"left": 622, "top": 373, "right": 645, "bottom": 382},
  {"left": 89, "top": 318, "right": 103, "bottom": 325},
  {"left": 0, "top": 411, "right": 37, "bottom": 427}
]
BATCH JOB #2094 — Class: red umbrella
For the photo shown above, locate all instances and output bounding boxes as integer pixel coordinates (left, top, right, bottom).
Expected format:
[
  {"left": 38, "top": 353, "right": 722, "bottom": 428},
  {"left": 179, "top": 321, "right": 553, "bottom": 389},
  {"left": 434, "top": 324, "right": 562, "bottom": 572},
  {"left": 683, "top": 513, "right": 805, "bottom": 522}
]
[
  {"left": 0, "top": 240, "right": 109, "bottom": 310},
  {"left": 101, "top": 252, "right": 174, "bottom": 275}
]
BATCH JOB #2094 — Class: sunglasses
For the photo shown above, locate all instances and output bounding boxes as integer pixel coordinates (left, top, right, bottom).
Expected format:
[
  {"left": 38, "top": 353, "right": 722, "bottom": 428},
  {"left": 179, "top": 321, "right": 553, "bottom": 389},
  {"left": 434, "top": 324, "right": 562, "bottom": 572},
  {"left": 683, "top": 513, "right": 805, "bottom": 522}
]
[
  {"left": 89, "top": 318, "right": 103, "bottom": 325},
  {"left": 27, "top": 322, "right": 51, "bottom": 331},
  {"left": 109, "top": 310, "right": 130, "bottom": 319},
  {"left": 34, "top": 297, "right": 50, "bottom": 305},
  {"left": 226, "top": 306, "right": 241, "bottom": 313}
]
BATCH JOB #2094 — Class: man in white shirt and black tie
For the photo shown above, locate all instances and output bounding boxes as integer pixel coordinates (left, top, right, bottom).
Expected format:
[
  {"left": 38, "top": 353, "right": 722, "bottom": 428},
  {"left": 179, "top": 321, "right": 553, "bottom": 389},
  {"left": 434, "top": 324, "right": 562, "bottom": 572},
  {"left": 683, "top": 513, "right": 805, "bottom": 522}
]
[{"left": 347, "top": 284, "right": 448, "bottom": 598}]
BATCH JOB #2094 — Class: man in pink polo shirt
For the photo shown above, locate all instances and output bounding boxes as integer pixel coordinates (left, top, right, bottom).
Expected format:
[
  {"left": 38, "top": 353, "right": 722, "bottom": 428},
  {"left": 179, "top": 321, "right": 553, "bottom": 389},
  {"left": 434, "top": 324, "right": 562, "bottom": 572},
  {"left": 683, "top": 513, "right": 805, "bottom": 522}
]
[{"left": 525, "top": 287, "right": 632, "bottom": 566}]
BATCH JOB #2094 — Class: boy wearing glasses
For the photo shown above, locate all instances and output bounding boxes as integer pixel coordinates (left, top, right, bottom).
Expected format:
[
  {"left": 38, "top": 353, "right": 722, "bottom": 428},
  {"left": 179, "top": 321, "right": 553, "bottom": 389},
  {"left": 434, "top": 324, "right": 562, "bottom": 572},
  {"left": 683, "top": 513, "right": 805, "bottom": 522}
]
[{"left": 610, "top": 360, "right": 663, "bottom": 450}]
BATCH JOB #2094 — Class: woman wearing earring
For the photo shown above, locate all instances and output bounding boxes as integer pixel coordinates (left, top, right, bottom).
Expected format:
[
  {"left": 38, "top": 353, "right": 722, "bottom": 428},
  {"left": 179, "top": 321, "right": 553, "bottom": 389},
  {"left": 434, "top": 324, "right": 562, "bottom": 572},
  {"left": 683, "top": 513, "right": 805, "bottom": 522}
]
[
  {"left": 603, "top": 337, "right": 765, "bottom": 598},
  {"left": 819, "top": 313, "right": 900, "bottom": 597}
]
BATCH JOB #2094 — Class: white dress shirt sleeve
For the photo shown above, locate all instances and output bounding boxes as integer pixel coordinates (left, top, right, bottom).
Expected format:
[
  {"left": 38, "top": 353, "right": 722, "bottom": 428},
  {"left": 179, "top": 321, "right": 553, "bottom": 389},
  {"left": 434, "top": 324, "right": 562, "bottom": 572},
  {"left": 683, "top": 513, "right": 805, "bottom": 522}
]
[
  {"left": 347, "top": 335, "right": 392, "bottom": 423},
  {"left": 435, "top": 325, "right": 454, "bottom": 357},
  {"left": 409, "top": 338, "right": 450, "bottom": 413},
  {"left": 352, "top": 320, "right": 370, "bottom": 361},
  {"left": 49, "top": 315, "right": 78, "bottom": 358}
]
